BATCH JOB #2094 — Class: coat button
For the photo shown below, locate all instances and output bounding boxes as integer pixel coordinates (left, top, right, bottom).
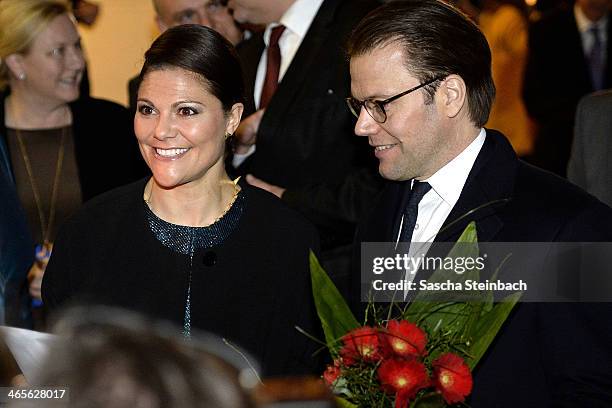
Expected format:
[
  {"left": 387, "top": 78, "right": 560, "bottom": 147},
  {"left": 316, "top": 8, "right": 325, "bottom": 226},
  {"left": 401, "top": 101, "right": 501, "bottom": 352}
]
[{"left": 203, "top": 251, "right": 217, "bottom": 266}]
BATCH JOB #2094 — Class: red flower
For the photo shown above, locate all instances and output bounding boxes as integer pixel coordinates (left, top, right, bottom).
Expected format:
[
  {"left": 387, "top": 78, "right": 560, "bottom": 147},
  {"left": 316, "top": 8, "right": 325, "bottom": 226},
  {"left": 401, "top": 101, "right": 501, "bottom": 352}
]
[
  {"left": 432, "top": 353, "right": 473, "bottom": 404},
  {"left": 384, "top": 319, "right": 428, "bottom": 357},
  {"left": 378, "top": 359, "right": 430, "bottom": 408},
  {"left": 340, "top": 326, "right": 387, "bottom": 363},
  {"left": 323, "top": 362, "right": 341, "bottom": 387}
]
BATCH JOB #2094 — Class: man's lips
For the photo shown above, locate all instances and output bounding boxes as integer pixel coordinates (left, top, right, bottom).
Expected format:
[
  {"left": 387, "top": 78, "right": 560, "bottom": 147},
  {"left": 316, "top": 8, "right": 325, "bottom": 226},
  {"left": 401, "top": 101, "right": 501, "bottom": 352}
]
[
  {"left": 373, "top": 144, "right": 396, "bottom": 151},
  {"left": 371, "top": 143, "right": 398, "bottom": 158}
]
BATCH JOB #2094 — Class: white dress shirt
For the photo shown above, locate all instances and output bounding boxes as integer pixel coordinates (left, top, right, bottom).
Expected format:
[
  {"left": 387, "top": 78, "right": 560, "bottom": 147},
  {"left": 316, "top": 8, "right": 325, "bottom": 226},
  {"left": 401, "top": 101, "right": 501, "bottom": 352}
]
[
  {"left": 398, "top": 129, "right": 486, "bottom": 296},
  {"left": 232, "top": 0, "right": 324, "bottom": 167},
  {"left": 574, "top": 3, "right": 608, "bottom": 58},
  {"left": 396, "top": 128, "right": 487, "bottom": 245},
  {"left": 253, "top": 0, "right": 324, "bottom": 108}
]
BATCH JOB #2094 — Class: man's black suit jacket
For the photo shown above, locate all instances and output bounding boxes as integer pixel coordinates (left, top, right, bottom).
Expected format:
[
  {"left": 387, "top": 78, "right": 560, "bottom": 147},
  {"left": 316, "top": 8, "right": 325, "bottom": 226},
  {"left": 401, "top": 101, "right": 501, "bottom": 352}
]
[
  {"left": 354, "top": 130, "right": 612, "bottom": 406},
  {"left": 233, "top": 0, "right": 383, "bottom": 250},
  {"left": 523, "top": 7, "right": 612, "bottom": 176}
]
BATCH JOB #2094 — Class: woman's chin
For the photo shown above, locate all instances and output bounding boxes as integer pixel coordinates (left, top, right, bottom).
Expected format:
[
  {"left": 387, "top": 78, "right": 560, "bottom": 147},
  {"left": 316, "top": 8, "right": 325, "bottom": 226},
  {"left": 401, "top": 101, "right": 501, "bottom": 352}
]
[{"left": 150, "top": 174, "right": 183, "bottom": 190}]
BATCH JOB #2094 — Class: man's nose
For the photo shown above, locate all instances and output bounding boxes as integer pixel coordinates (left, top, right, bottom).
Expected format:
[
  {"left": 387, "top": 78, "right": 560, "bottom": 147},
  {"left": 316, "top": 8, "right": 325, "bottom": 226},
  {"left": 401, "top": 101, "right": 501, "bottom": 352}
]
[
  {"left": 197, "top": 10, "right": 213, "bottom": 27},
  {"left": 354, "top": 106, "right": 377, "bottom": 137}
]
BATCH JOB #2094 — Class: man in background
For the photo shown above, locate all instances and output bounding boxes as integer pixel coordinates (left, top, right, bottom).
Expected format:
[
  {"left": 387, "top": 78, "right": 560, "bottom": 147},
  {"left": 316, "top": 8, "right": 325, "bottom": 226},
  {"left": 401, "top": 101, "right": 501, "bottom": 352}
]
[
  {"left": 227, "top": 0, "right": 383, "bottom": 282},
  {"left": 523, "top": 0, "right": 612, "bottom": 176},
  {"left": 568, "top": 90, "right": 612, "bottom": 207}
]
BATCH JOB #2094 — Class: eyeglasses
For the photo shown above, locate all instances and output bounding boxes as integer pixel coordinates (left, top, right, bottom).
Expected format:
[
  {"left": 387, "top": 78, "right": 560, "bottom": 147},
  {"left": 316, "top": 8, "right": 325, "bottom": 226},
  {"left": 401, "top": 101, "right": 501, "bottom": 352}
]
[{"left": 346, "top": 76, "right": 446, "bottom": 123}]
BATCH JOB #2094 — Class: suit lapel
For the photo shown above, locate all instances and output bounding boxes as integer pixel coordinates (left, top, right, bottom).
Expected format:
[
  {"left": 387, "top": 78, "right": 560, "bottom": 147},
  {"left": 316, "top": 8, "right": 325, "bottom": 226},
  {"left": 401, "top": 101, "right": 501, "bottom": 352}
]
[
  {"left": 435, "top": 130, "right": 516, "bottom": 243},
  {"left": 237, "top": 37, "right": 265, "bottom": 115},
  {"left": 259, "top": 0, "right": 342, "bottom": 133},
  {"left": 605, "top": 14, "right": 612, "bottom": 87},
  {"left": 566, "top": 11, "right": 595, "bottom": 91}
]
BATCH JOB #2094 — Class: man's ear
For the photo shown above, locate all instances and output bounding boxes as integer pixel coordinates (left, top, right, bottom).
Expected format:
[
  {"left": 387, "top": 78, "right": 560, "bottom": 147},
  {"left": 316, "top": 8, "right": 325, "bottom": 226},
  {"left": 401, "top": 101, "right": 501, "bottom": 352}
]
[
  {"left": 4, "top": 54, "right": 25, "bottom": 80},
  {"left": 155, "top": 16, "right": 168, "bottom": 33},
  {"left": 439, "top": 74, "right": 467, "bottom": 119}
]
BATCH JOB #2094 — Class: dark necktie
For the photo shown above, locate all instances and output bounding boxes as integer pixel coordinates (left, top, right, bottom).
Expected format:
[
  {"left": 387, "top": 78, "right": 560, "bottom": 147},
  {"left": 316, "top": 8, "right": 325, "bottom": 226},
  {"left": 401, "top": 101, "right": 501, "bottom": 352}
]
[
  {"left": 260, "top": 25, "right": 286, "bottom": 109},
  {"left": 588, "top": 26, "right": 604, "bottom": 91},
  {"left": 399, "top": 181, "right": 432, "bottom": 244}
]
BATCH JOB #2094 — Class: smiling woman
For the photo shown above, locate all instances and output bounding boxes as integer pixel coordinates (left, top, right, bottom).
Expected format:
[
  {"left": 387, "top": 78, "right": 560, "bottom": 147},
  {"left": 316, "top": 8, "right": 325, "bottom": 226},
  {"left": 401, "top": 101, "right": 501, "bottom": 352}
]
[
  {"left": 42, "top": 24, "right": 322, "bottom": 377},
  {"left": 0, "top": 0, "right": 144, "bottom": 326}
]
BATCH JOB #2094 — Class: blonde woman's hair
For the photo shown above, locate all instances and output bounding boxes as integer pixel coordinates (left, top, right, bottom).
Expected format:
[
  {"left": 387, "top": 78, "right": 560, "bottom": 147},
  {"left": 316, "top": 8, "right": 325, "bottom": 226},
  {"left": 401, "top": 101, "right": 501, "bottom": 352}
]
[{"left": 0, "top": 0, "right": 71, "bottom": 90}]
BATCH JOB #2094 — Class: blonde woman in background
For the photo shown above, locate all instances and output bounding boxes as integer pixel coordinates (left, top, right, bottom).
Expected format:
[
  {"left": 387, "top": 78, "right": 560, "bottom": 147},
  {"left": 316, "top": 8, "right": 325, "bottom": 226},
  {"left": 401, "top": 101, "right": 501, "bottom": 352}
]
[
  {"left": 0, "top": 0, "right": 143, "bottom": 322},
  {"left": 480, "top": 0, "right": 535, "bottom": 157}
]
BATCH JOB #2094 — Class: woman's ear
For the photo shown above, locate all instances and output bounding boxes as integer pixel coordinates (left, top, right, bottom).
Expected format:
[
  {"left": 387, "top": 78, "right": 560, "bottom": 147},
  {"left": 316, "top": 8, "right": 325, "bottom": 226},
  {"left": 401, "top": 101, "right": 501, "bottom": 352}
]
[
  {"left": 225, "top": 103, "right": 244, "bottom": 135},
  {"left": 4, "top": 54, "right": 26, "bottom": 80},
  {"left": 440, "top": 74, "right": 467, "bottom": 119}
]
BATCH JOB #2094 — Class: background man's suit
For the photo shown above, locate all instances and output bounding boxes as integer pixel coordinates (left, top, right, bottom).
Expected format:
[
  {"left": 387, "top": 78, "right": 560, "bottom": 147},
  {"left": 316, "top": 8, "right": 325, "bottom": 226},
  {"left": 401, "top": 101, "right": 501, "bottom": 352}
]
[
  {"left": 354, "top": 130, "right": 612, "bottom": 406},
  {"left": 523, "top": 7, "right": 612, "bottom": 176},
  {"left": 568, "top": 90, "right": 612, "bottom": 207},
  {"left": 233, "top": 0, "right": 382, "bottom": 251}
]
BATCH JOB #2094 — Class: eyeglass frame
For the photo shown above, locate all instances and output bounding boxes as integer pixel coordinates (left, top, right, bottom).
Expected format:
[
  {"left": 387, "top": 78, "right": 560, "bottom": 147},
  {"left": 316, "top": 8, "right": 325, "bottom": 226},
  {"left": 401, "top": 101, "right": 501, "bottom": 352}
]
[{"left": 346, "top": 75, "right": 447, "bottom": 123}]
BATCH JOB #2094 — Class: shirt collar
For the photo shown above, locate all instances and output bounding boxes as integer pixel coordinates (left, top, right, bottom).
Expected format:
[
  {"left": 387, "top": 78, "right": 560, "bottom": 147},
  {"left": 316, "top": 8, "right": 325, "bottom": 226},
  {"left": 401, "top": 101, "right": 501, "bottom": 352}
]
[
  {"left": 264, "top": 0, "right": 323, "bottom": 44},
  {"left": 423, "top": 128, "right": 486, "bottom": 207},
  {"left": 575, "top": 3, "right": 609, "bottom": 33}
]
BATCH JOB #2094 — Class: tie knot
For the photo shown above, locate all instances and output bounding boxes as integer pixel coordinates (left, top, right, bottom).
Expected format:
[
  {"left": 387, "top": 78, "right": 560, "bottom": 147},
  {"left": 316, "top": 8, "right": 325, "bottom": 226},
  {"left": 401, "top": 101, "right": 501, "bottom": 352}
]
[
  {"left": 410, "top": 181, "right": 432, "bottom": 204},
  {"left": 269, "top": 25, "right": 286, "bottom": 47}
]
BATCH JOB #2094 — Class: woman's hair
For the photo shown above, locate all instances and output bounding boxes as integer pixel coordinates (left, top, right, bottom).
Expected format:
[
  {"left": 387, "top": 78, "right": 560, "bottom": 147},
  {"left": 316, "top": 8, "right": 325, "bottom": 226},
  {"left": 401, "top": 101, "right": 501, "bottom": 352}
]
[
  {"left": 139, "top": 24, "right": 245, "bottom": 112},
  {"left": 0, "top": 0, "right": 71, "bottom": 90}
]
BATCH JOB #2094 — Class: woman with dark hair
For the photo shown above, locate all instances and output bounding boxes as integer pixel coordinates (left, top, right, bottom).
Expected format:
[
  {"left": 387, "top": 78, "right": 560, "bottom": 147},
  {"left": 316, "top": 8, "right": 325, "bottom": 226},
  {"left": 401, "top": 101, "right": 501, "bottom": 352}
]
[{"left": 42, "top": 24, "right": 320, "bottom": 377}]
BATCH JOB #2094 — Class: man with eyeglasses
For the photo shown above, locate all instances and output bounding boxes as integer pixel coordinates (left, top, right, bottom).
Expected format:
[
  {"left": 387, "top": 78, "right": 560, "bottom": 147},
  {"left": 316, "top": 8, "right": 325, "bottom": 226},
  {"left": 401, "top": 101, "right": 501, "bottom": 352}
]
[
  {"left": 348, "top": 1, "right": 612, "bottom": 406},
  {"left": 127, "top": 0, "right": 243, "bottom": 112}
]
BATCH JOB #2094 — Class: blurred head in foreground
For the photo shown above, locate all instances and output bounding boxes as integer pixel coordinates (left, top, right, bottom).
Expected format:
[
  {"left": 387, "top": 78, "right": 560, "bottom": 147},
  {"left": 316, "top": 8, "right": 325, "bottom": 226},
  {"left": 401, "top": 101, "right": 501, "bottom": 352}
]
[{"left": 19, "top": 306, "right": 257, "bottom": 408}]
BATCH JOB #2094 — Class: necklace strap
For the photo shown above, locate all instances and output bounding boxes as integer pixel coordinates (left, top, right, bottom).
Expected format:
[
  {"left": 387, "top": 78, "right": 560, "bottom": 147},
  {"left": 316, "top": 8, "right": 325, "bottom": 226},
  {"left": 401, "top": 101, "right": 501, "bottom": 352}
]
[{"left": 15, "top": 127, "right": 67, "bottom": 244}]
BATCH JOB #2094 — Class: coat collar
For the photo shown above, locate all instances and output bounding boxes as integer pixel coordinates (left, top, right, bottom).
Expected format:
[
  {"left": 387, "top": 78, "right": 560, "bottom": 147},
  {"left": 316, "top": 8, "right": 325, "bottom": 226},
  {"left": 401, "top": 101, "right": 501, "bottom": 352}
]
[
  {"left": 369, "top": 130, "right": 518, "bottom": 244},
  {"left": 0, "top": 92, "right": 14, "bottom": 183},
  {"left": 434, "top": 129, "right": 517, "bottom": 242}
]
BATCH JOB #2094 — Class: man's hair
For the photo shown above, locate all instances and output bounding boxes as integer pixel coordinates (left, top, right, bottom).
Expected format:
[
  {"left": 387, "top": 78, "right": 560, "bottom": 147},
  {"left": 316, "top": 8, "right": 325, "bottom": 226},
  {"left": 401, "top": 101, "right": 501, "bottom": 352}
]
[{"left": 347, "top": 0, "right": 495, "bottom": 127}]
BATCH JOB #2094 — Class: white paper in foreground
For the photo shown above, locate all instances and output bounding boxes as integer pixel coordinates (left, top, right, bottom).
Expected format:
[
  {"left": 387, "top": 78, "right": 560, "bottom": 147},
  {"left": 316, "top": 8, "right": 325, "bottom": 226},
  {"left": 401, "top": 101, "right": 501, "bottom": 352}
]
[{"left": 0, "top": 326, "right": 58, "bottom": 382}]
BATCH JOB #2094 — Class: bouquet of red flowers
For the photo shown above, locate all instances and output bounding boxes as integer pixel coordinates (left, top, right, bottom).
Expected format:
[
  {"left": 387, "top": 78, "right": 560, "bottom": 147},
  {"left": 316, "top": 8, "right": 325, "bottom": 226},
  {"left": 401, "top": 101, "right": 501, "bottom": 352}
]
[{"left": 309, "top": 223, "right": 521, "bottom": 408}]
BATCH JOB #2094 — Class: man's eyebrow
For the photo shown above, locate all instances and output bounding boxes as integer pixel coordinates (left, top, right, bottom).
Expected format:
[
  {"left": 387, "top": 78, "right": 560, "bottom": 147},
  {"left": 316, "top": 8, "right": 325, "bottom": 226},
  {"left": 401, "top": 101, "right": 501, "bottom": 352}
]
[
  {"left": 351, "top": 92, "right": 391, "bottom": 101},
  {"left": 172, "top": 8, "right": 196, "bottom": 19}
]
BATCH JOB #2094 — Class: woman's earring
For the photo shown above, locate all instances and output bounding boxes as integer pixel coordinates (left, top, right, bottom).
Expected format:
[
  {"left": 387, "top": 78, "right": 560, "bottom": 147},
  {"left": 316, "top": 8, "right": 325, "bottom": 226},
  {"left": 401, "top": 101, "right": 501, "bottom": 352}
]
[
  {"left": 18, "top": 73, "right": 26, "bottom": 80},
  {"left": 225, "top": 132, "right": 232, "bottom": 140}
]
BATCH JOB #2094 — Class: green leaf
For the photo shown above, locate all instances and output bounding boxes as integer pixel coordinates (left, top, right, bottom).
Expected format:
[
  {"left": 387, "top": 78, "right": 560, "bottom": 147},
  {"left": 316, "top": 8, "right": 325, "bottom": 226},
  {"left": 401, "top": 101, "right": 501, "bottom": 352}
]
[
  {"left": 403, "top": 222, "right": 482, "bottom": 333},
  {"left": 335, "top": 397, "right": 358, "bottom": 408},
  {"left": 466, "top": 291, "right": 522, "bottom": 369},
  {"left": 412, "top": 392, "right": 445, "bottom": 408},
  {"left": 310, "top": 251, "right": 360, "bottom": 350}
]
